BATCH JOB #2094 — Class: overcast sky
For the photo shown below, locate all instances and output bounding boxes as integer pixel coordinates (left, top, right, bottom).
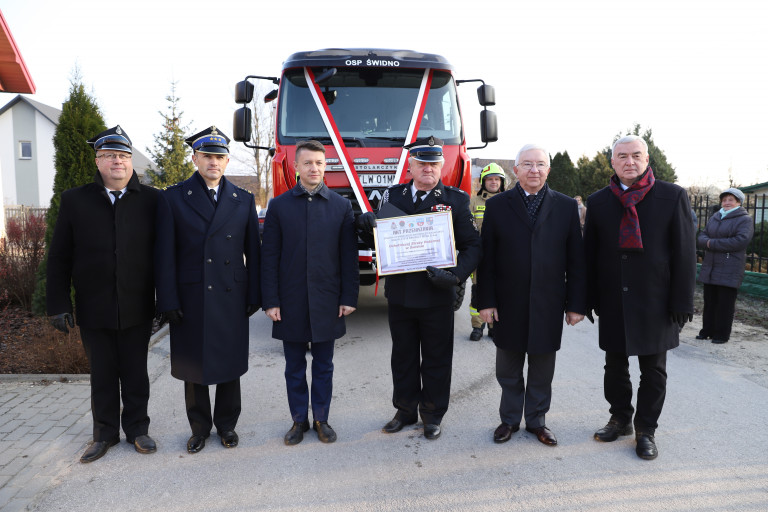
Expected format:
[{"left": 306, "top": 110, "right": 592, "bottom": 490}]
[{"left": 3, "top": 0, "right": 767, "bottom": 188}]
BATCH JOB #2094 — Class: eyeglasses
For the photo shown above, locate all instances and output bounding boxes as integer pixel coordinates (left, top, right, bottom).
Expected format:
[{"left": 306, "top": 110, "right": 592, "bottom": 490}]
[
  {"left": 517, "top": 162, "right": 549, "bottom": 171},
  {"left": 98, "top": 153, "right": 131, "bottom": 161}
]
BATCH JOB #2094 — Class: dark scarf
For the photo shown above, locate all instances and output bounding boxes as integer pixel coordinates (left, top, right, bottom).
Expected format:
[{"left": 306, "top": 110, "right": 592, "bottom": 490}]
[
  {"left": 516, "top": 182, "right": 547, "bottom": 224},
  {"left": 610, "top": 167, "right": 655, "bottom": 250}
]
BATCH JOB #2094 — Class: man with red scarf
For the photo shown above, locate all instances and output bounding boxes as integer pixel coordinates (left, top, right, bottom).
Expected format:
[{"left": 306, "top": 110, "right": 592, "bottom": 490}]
[{"left": 584, "top": 135, "right": 695, "bottom": 460}]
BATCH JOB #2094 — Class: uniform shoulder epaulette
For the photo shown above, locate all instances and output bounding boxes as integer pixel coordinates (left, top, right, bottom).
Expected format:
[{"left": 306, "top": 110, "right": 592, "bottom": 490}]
[
  {"left": 234, "top": 185, "right": 254, "bottom": 196},
  {"left": 445, "top": 185, "right": 468, "bottom": 196},
  {"left": 163, "top": 182, "right": 182, "bottom": 191}
]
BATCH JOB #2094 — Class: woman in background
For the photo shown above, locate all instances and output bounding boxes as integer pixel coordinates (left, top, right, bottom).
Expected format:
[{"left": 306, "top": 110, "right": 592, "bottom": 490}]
[{"left": 696, "top": 188, "right": 754, "bottom": 344}]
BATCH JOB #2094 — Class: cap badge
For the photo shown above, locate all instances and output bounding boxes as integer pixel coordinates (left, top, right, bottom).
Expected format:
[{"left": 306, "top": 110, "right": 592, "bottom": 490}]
[
  {"left": 428, "top": 136, "right": 435, "bottom": 146},
  {"left": 211, "top": 127, "right": 219, "bottom": 135},
  {"left": 116, "top": 126, "right": 123, "bottom": 135}
]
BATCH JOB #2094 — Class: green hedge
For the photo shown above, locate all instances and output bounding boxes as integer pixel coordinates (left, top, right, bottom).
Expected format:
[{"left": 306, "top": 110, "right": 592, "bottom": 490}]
[{"left": 696, "top": 264, "right": 768, "bottom": 299}]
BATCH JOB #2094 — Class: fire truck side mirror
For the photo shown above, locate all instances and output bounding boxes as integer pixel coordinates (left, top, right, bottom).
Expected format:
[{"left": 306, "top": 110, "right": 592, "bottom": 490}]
[
  {"left": 477, "top": 84, "right": 496, "bottom": 106},
  {"left": 235, "top": 80, "right": 254, "bottom": 104},
  {"left": 480, "top": 110, "right": 498, "bottom": 143},
  {"left": 264, "top": 89, "right": 278, "bottom": 103},
  {"left": 233, "top": 107, "right": 253, "bottom": 142}
]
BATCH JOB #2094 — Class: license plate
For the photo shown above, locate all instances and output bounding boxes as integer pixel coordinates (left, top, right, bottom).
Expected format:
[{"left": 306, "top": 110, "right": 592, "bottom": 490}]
[{"left": 358, "top": 173, "right": 395, "bottom": 187}]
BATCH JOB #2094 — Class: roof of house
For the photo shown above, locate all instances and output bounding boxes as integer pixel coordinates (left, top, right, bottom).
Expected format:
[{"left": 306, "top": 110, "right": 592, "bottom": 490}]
[
  {"left": 0, "top": 94, "right": 60, "bottom": 123},
  {"left": 740, "top": 181, "right": 768, "bottom": 193},
  {"left": 0, "top": 11, "right": 35, "bottom": 94}
]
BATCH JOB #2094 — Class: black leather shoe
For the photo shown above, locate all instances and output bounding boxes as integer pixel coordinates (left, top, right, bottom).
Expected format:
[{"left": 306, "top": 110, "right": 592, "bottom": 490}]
[
  {"left": 469, "top": 327, "right": 483, "bottom": 341},
  {"left": 526, "top": 425, "right": 557, "bottom": 446},
  {"left": 424, "top": 423, "right": 441, "bottom": 440},
  {"left": 382, "top": 416, "right": 417, "bottom": 434},
  {"left": 186, "top": 434, "right": 209, "bottom": 454},
  {"left": 80, "top": 438, "right": 119, "bottom": 463},
  {"left": 220, "top": 430, "right": 239, "bottom": 448},
  {"left": 711, "top": 339, "right": 728, "bottom": 344},
  {"left": 132, "top": 434, "right": 157, "bottom": 454},
  {"left": 695, "top": 334, "right": 709, "bottom": 340},
  {"left": 313, "top": 421, "right": 337, "bottom": 443},
  {"left": 493, "top": 422, "right": 520, "bottom": 443},
  {"left": 636, "top": 431, "right": 658, "bottom": 460},
  {"left": 284, "top": 420, "right": 310, "bottom": 446},
  {"left": 594, "top": 418, "right": 633, "bottom": 442}
]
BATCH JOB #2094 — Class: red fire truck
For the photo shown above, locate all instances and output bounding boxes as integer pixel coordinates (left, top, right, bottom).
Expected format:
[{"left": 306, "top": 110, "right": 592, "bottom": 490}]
[{"left": 232, "top": 48, "right": 497, "bottom": 286}]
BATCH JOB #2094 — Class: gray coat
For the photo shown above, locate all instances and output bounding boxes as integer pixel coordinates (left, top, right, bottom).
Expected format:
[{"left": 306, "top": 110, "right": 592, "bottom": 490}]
[{"left": 697, "top": 207, "right": 753, "bottom": 289}]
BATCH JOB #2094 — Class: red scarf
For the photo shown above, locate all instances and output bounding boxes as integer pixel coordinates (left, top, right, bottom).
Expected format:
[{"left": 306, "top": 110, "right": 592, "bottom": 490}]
[{"left": 610, "top": 167, "right": 655, "bottom": 250}]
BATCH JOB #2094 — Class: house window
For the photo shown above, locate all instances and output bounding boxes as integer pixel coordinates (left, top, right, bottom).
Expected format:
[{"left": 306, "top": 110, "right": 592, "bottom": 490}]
[{"left": 19, "top": 141, "right": 32, "bottom": 159}]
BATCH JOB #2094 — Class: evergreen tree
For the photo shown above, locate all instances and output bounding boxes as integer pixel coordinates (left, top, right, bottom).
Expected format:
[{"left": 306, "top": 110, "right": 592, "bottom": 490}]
[
  {"left": 547, "top": 151, "right": 578, "bottom": 197},
  {"left": 576, "top": 152, "right": 614, "bottom": 199},
  {"left": 146, "top": 82, "right": 195, "bottom": 188},
  {"left": 31, "top": 73, "right": 107, "bottom": 315}
]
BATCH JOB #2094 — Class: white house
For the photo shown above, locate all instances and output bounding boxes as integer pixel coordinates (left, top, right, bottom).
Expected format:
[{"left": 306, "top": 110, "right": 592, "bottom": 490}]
[{"left": 0, "top": 94, "right": 156, "bottom": 210}]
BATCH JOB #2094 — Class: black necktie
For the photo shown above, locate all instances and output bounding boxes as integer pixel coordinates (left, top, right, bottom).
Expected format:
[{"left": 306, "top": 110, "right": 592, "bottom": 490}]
[
  {"left": 110, "top": 190, "right": 122, "bottom": 209},
  {"left": 209, "top": 189, "right": 217, "bottom": 205},
  {"left": 414, "top": 190, "right": 427, "bottom": 208}
]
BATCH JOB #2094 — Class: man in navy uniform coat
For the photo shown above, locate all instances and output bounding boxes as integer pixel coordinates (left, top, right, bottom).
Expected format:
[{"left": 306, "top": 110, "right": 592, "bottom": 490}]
[
  {"left": 261, "top": 140, "right": 359, "bottom": 445},
  {"left": 47, "top": 125, "right": 159, "bottom": 463},
  {"left": 155, "top": 126, "right": 261, "bottom": 454},
  {"left": 357, "top": 136, "right": 481, "bottom": 440},
  {"left": 584, "top": 135, "right": 695, "bottom": 460}
]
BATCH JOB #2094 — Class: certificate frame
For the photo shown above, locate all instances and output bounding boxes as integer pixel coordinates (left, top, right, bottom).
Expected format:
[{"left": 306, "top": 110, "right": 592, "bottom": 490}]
[{"left": 373, "top": 211, "right": 457, "bottom": 276}]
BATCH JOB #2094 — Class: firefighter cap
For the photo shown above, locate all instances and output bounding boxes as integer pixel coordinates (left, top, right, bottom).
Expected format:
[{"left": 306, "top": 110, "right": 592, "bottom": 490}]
[
  {"left": 186, "top": 126, "right": 231, "bottom": 155},
  {"left": 87, "top": 125, "right": 132, "bottom": 154},
  {"left": 405, "top": 136, "right": 444, "bottom": 162}
]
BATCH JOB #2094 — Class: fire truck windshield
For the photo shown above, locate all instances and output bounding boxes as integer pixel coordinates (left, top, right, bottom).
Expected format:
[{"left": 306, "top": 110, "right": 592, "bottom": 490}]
[{"left": 278, "top": 68, "right": 463, "bottom": 147}]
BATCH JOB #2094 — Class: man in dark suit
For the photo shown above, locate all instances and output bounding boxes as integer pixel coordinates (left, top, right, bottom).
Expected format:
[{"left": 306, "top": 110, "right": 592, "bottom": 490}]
[
  {"left": 261, "top": 140, "right": 359, "bottom": 446},
  {"left": 357, "top": 136, "right": 481, "bottom": 440},
  {"left": 155, "top": 126, "right": 261, "bottom": 454},
  {"left": 476, "top": 144, "right": 586, "bottom": 447},
  {"left": 47, "top": 125, "right": 159, "bottom": 463},
  {"left": 584, "top": 135, "right": 695, "bottom": 460}
]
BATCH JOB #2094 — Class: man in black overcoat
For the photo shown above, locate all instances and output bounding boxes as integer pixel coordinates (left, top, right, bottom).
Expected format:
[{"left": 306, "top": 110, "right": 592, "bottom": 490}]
[
  {"left": 261, "top": 140, "right": 359, "bottom": 446},
  {"left": 477, "top": 144, "right": 586, "bottom": 447},
  {"left": 47, "top": 125, "right": 159, "bottom": 463},
  {"left": 584, "top": 135, "right": 695, "bottom": 460},
  {"left": 155, "top": 126, "right": 261, "bottom": 454},
  {"left": 357, "top": 136, "right": 481, "bottom": 440}
]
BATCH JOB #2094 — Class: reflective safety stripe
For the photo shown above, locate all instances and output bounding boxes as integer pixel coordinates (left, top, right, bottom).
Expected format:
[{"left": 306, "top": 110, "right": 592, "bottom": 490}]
[
  {"left": 476, "top": 205, "right": 486, "bottom": 210},
  {"left": 469, "top": 306, "right": 479, "bottom": 316},
  {"left": 473, "top": 212, "right": 484, "bottom": 219}
]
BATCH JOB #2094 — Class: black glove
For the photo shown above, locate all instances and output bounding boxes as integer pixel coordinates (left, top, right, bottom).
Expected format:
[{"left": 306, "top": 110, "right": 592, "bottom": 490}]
[
  {"left": 246, "top": 304, "right": 259, "bottom": 317},
  {"left": 164, "top": 309, "right": 184, "bottom": 325},
  {"left": 51, "top": 313, "right": 74, "bottom": 334},
  {"left": 470, "top": 283, "right": 477, "bottom": 309},
  {"left": 356, "top": 212, "right": 377, "bottom": 233},
  {"left": 425, "top": 266, "right": 459, "bottom": 290},
  {"left": 670, "top": 311, "right": 693, "bottom": 326}
]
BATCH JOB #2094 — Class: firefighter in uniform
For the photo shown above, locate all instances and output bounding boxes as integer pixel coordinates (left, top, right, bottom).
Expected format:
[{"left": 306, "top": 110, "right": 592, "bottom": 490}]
[
  {"left": 468, "top": 163, "right": 506, "bottom": 341},
  {"left": 357, "top": 136, "right": 481, "bottom": 440}
]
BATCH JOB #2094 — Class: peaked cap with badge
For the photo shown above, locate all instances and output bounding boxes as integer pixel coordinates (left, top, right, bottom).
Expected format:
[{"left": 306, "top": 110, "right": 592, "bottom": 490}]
[
  {"left": 186, "top": 126, "right": 231, "bottom": 155},
  {"left": 87, "top": 125, "right": 132, "bottom": 154},
  {"left": 405, "top": 136, "right": 444, "bottom": 162}
]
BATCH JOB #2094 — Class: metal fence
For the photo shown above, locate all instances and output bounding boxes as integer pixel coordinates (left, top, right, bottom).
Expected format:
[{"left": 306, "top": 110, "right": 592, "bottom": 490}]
[
  {"left": 4, "top": 206, "right": 48, "bottom": 224},
  {"left": 691, "top": 193, "right": 768, "bottom": 274}
]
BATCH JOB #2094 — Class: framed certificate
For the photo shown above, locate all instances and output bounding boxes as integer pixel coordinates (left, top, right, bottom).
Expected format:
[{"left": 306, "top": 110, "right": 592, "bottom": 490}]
[{"left": 373, "top": 211, "right": 457, "bottom": 276}]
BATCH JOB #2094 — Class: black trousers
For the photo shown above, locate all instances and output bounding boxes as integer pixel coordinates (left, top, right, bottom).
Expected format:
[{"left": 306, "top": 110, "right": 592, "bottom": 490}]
[
  {"left": 603, "top": 351, "right": 667, "bottom": 431},
  {"left": 496, "top": 349, "right": 556, "bottom": 429},
  {"left": 80, "top": 321, "right": 152, "bottom": 442},
  {"left": 700, "top": 283, "right": 739, "bottom": 341},
  {"left": 184, "top": 379, "right": 241, "bottom": 436},
  {"left": 387, "top": 303, "right": 454, "bottom": 425}
]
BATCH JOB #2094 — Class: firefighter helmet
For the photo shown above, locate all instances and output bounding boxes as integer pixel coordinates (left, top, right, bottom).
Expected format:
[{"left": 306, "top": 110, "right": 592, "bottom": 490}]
[{"left": 480, "top": 163, "right": 506, "bottom": 192}]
